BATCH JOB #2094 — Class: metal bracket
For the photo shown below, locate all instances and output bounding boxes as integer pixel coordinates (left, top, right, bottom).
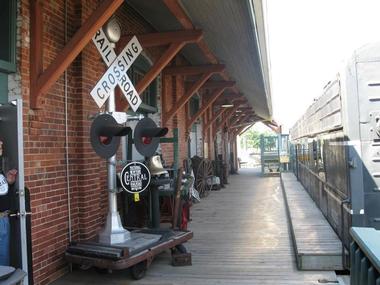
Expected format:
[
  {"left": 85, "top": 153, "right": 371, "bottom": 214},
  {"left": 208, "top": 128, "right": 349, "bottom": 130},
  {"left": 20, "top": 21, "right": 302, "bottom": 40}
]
[
  {"left": 10, "top": 211, "right": 32, "bottom": 217},
  {"left": 348, "top": 158, "right": 356, "bottom": 168}
]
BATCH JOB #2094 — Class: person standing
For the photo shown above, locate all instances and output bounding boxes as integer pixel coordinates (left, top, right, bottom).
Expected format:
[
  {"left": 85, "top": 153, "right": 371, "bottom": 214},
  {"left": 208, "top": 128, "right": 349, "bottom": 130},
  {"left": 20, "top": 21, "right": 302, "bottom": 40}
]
[{"left": 0, "top": 138, "right": 18, "bottom": 266}]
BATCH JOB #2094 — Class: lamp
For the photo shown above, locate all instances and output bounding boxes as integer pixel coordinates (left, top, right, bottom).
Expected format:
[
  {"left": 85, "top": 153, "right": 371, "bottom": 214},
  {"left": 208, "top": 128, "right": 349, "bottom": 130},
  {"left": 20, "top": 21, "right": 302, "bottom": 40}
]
[
  {"left": 220, "top": 99, "right": 234, "bottom": 108},
  {"left": 104, "top": 16, "right": 121, "bottom": 44}
]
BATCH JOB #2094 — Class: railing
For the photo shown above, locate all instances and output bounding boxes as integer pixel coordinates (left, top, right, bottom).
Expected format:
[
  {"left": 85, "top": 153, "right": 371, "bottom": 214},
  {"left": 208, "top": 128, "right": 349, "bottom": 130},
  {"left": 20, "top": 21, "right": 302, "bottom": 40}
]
[
  {"left": 350, "top": 227, "right": 380, "bottom": 285},
  {"left": 296, "top": 162, "right": 351, "bottom": 253}
]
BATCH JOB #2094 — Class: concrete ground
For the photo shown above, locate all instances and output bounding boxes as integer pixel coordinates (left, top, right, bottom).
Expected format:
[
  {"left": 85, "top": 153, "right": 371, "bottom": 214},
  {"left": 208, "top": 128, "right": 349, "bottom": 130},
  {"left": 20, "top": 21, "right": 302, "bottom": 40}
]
[{"left": 52, "top": 168, "right": 340, "bottom": 285}]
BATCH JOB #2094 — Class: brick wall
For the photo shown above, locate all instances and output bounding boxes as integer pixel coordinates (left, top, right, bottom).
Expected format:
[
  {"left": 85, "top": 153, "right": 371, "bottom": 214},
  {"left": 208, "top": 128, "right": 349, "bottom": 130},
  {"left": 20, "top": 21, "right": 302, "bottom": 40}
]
[
  {"left": 160, "top": 57, "right": 191, "bottom": 167},
  {"left": 16, "top": 1, "right": 194, "bottom": 284}
]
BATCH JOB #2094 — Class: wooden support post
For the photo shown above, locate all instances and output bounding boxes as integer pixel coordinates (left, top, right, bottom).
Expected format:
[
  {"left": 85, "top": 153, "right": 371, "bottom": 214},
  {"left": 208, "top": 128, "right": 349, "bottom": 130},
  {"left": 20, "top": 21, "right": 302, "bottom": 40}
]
[
  {"left": 117, "top": 42, "right": 185, "bottom": 111},
  {"left": 265, "top": 123, "right": 281, "bottom": 133},
  {"left": 163, "top": 0, "right": 194, "bottom": 29},
  {"left": 163, "top": 0, "right": 241, "bottom": 94},
  {"left": 137, "top": 43, "right": 184, "bottom": 94},
  {"left": 202, "top": 111, "right": 208, "bottom": 158},
  {"left": 229, "top": 114, "right": 246, "bottom": 128},
  {"left": 186, "top": 81, "right": 235, "bottom": 131},
  {"left": 30, "top": 0, "right": 43, "bottom": 107},
  {"left": 208, "top": 107, "right": 214, "bottom": 159},
  {"left": 214, "top": 104, "right": 243, "bottom": 135},
  {"left": 163, "top": 72, "right": 214, "bottom": 125},
  {"left": 117, "top": 31, "right": 203, "bottom": 111},
  {"left": 232, "top": 126, "right": 247, "bottom": 139},
  {"left": 30, "top": 0, "right": 124, "bottom": 109},
  {"left": 240, "top": 124, "right": 254, "bottom": 135},
  {"left": 230, "top": 114, "right": 255, "bottom": 129},
  {"left": 203, "top": 107, "right": 228, "bottom": 134},
  {"left": 232, "top": 138, "right": 238, "bottom": 171},
  {"left": 231, "top": 121, "right": 254, "bottom": 130}
]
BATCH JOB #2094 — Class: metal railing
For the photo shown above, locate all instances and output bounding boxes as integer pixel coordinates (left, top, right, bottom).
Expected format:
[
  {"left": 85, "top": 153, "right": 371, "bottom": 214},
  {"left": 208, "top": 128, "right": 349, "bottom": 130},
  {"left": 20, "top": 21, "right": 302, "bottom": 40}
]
[{"left": 350, "top": 227, "right": 380, "bottom": 285}]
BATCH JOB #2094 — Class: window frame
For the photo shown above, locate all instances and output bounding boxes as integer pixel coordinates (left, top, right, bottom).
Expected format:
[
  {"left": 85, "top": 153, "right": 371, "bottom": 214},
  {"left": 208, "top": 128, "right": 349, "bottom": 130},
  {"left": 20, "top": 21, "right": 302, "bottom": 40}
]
[
  {"left": 127, "top": 54, "right": 158, "bottom": 114},
  {"left": 0, "top": 0, "right": 17, "bottom": 74}
]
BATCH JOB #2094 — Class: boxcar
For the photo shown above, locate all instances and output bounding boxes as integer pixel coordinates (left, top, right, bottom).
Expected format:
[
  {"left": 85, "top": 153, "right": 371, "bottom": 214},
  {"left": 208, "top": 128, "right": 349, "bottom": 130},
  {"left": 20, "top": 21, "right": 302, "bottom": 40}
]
[{"left": 290, "top": 42, "right": 380, "bottom": 258}]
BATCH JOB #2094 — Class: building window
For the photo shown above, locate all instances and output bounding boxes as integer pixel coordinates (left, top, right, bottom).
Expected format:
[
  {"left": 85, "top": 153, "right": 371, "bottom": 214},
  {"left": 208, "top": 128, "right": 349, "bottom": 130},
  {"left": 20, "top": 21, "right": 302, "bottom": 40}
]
[
  {"left": 189, "top": 95, "right": 200, "bottom": 117},
  {"left": 0, "top": 0, "right": 16, "bottom": 73},
  {"left": 127, "top": 55, "right": 157, "bottom": 114}
]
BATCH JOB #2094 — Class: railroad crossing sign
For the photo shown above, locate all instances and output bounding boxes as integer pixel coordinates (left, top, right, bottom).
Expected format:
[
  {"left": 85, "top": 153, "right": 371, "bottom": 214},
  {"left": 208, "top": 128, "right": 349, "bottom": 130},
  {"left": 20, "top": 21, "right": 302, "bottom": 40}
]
[{"left": 91, "top": 28, "right": 142, "bottom": 112}]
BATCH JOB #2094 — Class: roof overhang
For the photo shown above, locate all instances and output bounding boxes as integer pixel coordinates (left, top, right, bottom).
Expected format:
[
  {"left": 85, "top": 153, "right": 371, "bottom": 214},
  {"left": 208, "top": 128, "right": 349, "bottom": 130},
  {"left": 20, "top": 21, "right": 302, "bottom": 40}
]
[{"left": 127, "top": 0, "right": 272, "bottom": 120}]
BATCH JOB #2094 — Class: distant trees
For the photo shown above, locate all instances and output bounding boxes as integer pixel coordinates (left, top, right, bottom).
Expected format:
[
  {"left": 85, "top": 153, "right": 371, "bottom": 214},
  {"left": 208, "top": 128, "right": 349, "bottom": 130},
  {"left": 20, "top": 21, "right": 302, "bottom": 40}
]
[{"left": 240, "top": 129, "right": 275, "bottom": 150}]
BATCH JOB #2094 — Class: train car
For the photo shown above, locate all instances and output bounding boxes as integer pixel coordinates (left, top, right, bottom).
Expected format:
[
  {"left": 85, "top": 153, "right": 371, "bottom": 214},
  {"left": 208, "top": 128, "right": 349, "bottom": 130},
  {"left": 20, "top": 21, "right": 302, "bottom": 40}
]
[{"left": 290, "top": 42, "right": 380, "bottom": 260}]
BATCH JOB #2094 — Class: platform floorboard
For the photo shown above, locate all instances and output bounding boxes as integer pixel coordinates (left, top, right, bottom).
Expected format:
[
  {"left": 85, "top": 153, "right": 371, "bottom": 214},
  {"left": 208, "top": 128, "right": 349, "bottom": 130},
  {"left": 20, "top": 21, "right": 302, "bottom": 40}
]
[
  {"left": 281, "top": 172, "right": 343, "bottom": 270},
  {"left": 52, "top": 168, "right": 338, "bottom": 285}
]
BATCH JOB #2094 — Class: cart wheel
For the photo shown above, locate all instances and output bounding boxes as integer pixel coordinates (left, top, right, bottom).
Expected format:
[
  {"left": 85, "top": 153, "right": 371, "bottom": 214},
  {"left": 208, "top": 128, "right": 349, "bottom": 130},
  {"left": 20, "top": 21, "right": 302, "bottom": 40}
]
[
  {"left": 130, "top": 261, "right": 147, "bottom": 280},
  {"left": 195, "top": 159, "right": 213, "bottom": 198},
  {"left": 174, "top": 244, "right": 187, "bottom": 254}
]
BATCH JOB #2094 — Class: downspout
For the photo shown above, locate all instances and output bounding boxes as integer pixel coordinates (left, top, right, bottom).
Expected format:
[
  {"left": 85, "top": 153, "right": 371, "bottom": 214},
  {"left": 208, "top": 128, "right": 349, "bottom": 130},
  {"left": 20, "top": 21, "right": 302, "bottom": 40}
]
[{"left": 64, "top": 0, "right": 72, "bottom": 244}]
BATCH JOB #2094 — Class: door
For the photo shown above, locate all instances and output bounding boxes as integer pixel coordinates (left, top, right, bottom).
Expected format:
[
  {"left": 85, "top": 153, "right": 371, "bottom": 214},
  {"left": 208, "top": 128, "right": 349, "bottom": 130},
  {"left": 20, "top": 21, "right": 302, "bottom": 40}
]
[{"left": 0, "top": 99, "right": 30, "bottom": 284}]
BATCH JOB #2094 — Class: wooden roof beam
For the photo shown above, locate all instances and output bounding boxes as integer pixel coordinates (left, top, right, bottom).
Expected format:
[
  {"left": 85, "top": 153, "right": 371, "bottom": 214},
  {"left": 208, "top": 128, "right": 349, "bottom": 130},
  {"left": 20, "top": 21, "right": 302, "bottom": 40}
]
[
  {"left": 214, "top": 103, "right": 244, "bottom": 134},
  {"left": 163, "top": 0, "right": 240, "bottom": 94},
  {"left": 215, "top": 92, "right": 243, "bottom": 101},
  {"left": 31, "top": 0, "right": 124, "bottom": 109},
  {"left": 230, "top": 124, "right": 253, "bottom": 141},
  {"left": 186, "top": 85, "right": 232, "bottom": 131},
  {"left": 203, "top": 107, "right": 228, "bottom": 134},
  {"left": 163, "top": 73, "right": 230, "bottom": 125},
  {"left": 118, "top": 30, "right": 203, "bottom": 48},
  {"left": 264, "top": 121, "right": 281, "bottom": 133},
  {"left": 117, "top": 31, "right": 204, "bottom": 111},
  {"left": 163, "top": 64, "right": 225, "bottom": 76},
  {"left": 201, "top": 81, "right": 236, "bottom": 90},
  {"left": 230, "top": 115, "right": 256, "bottom": 128},
  {"left": 230, "top": 125, "right": 248, "bottom": 142},
  {"left": 229, "top": 113, "right": 248, "bottom": 127}
]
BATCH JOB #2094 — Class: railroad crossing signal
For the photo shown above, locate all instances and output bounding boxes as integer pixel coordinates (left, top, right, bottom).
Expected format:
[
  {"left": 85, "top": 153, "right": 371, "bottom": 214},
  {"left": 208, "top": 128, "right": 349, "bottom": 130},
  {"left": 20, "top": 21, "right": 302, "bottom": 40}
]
[{"left": 91, "top": 28, "right": 142, "bottom": 111}]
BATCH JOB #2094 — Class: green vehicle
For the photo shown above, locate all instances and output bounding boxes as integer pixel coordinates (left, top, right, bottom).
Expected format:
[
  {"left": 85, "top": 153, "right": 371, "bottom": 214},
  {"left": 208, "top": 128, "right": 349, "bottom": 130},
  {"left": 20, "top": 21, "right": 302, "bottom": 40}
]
[{"left": 260, "top": 134, "right": 289, "bottom": 175}]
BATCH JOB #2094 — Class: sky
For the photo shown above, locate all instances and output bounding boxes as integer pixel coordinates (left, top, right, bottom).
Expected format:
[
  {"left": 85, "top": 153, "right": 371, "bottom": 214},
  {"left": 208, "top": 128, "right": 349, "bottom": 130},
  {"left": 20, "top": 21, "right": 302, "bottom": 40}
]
[{"left": 265, "top": 0, "right": 380, "bottom": 133}]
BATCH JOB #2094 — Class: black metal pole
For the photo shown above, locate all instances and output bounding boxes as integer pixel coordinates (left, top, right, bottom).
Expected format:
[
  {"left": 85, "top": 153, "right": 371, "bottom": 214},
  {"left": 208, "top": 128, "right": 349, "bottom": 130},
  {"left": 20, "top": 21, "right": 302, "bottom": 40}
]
[{"left": 151, "top": 186, "right": 160, "bottom": 228}]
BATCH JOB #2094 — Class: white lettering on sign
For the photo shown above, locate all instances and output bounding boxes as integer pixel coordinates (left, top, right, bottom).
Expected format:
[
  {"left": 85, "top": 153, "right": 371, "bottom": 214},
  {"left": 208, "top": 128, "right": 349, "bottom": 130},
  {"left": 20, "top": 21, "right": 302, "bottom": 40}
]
[
  {"left": 120, "top": 162, "right": 151, "bottom": 194},
  {"left": 91, "top": 30, "right": 143, "bottom": 112}
]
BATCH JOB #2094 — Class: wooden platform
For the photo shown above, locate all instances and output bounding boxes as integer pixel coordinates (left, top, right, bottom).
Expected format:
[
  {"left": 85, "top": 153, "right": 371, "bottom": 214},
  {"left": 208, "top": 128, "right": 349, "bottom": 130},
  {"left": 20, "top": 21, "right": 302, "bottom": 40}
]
[
  {"left": 52, "top": 168, "right": 338, "bottom": 285},
  {"left": 281, "top": 172, "right": 343, "bottom": 271}
]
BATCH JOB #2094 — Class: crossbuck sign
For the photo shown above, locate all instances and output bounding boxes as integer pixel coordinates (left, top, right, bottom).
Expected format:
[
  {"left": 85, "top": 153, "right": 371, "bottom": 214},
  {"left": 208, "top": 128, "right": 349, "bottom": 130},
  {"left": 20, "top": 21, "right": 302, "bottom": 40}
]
[{"left": 91, "top": 29, "right": 143, "bottom": 112}]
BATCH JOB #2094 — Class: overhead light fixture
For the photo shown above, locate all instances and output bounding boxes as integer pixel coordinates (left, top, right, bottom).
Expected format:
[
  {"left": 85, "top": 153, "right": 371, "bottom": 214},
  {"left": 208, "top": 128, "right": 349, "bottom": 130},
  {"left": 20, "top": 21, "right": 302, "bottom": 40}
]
[
  {"left": 236, "top": 110, "right": 242, "bottom": 113},
  {"left": 220, "top": 100, "right": 234, "bottom": 108},
  {"left": 104, "top": 16, "right": 121, "bottom": 44}
]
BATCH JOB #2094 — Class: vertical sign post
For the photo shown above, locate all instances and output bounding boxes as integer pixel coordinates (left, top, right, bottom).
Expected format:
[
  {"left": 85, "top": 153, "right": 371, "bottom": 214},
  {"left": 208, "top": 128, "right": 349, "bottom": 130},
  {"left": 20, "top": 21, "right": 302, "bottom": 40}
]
[{"left": 90, "top": 25, "right": 143, "bottom": 244}]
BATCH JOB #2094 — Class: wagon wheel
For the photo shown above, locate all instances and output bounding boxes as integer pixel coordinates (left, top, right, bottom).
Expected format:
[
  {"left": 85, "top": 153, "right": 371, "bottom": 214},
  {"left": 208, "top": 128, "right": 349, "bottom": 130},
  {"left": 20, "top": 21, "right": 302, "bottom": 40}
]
[
  {"left": 195, "top": 159, "right": 213, "bottom": 198},
  {"left": 130, "top": 261, "right": 147, "bottom": 280}
]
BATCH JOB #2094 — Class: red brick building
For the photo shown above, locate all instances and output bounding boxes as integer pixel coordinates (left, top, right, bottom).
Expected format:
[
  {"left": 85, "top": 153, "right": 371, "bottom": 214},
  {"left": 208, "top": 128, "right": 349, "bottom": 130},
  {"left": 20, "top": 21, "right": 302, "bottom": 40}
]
[{"left": 0, "top": 0, "right": 273, "bottom": 284}]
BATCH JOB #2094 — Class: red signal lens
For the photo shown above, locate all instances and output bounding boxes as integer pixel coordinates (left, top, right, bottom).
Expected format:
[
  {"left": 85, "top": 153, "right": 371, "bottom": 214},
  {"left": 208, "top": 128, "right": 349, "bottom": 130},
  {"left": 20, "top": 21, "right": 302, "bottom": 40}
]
[
  {"left": 142, "top": 136, "right": 152, "bottom": 145},
  {"left": 99, "top": 136, "right": 112, "bottom": 145}
]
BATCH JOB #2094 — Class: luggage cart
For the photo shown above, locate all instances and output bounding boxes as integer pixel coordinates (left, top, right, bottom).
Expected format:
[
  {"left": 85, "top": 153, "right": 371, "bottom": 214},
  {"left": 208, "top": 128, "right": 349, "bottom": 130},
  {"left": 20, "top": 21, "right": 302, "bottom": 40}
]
[{"left": 65, "top": 228, "right": 192, "bottom": 280}]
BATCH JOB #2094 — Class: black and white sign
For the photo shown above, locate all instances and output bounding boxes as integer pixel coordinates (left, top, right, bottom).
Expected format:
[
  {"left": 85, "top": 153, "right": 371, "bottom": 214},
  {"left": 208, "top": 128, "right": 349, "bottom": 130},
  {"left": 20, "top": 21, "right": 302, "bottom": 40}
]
[
  {"left": 0, "top": 174, "right": 8, "bottom": 196},
  {"left": 120, "top": 161, "right": 151, "bottom": 194},
  {"left": 91, "top": 29, "right": 143, "bottom": 111}
]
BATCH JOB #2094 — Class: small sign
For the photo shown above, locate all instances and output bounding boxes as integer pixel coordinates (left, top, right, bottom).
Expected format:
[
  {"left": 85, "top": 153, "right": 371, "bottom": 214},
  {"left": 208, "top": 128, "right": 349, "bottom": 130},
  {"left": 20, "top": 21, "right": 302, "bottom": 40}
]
[
  {"left": 120, "top": 161, "right": 151, "bottom": 194},
  {"left": 0, "top": 174, "right": 8, "bottom": 196},
  {"left": 91, "top": 29, "right": 143, "bottom": 112}
]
